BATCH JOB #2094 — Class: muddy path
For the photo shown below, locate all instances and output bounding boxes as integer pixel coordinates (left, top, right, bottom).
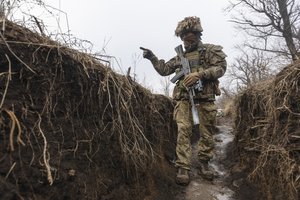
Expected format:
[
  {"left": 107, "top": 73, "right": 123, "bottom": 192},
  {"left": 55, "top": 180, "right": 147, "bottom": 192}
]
[{"left": 174, "top": 124, "right": 236, "bottom": 200}]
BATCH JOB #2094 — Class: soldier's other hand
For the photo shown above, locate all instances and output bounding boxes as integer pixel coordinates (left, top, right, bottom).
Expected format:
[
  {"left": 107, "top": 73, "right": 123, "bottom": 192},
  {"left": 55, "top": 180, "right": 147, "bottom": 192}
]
[
  {"left": 183, "top": 72, "right": 203, "bottom": 87},
  {"left": 140, "top": 47, "right": 154, "bottom": 60}
]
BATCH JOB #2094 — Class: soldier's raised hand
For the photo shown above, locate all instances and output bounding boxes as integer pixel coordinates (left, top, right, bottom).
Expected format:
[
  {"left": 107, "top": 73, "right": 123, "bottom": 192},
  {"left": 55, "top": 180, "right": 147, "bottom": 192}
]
[{"left": 140, "top": 47, "right": 154, "bottom": 60}]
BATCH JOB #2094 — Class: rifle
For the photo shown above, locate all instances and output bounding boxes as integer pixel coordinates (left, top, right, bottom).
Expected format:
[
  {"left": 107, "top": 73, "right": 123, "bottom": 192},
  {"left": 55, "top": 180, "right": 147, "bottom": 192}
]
[{"left": 171, "top": 45, "right": 203, "bottom": 125}]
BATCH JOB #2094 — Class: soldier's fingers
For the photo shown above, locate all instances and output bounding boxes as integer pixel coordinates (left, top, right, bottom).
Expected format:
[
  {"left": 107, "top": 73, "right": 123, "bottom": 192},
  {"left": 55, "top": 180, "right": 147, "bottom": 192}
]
[
  {"left": 186, "top": 81, "right": 192, "bottom": 87},
  {"left": 140, "top": 47, "right": 148, "bottom": 51},
  {"left": 183, "top": 80, "right": 189, "bottom": 86},
  {"left": 184, "top": 76, "right": 192, "bottom": 83},
  {"left": 184, "top": 77, "right": 195, "bottom": 87}
]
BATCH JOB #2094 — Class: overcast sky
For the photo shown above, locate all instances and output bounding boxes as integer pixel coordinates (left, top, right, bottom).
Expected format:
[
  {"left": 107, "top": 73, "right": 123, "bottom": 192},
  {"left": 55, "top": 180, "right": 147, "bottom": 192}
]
[{"left": 15, "top": 0, "right": 236, "bottom": 94}]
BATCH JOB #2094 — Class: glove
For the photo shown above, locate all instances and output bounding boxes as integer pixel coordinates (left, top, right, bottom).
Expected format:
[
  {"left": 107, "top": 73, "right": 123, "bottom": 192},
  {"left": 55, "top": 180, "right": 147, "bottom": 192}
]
[
  {"left": 140, "top": 47, "right": 154, "bottom": 60},
  {"left": 183, "top": 71, "right": 204, "bottom": 87}
]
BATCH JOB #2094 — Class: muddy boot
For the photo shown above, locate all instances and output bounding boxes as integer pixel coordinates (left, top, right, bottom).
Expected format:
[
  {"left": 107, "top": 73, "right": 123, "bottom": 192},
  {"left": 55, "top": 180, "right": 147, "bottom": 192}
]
[
  {"left": 176, "top": 168, "right": 190, "bottom": 186},
  {"left": 198, "top": 161, "right": 214, "bottom": 181}
]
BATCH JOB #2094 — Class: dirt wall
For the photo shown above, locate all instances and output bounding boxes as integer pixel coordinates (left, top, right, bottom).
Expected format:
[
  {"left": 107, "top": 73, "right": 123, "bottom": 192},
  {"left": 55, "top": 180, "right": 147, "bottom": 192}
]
[
  {"left": 0, "top": 20, "right": 178, "bottom": 200},
  {"left": 234, "top": 60, "right": 300, "bottom": 200}
]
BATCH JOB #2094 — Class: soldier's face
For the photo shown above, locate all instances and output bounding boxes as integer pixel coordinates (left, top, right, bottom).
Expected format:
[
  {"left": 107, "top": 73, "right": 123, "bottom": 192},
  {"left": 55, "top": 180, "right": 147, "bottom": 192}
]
[{"left": 181, "top": 32, "right": 198, "bottom": 51}]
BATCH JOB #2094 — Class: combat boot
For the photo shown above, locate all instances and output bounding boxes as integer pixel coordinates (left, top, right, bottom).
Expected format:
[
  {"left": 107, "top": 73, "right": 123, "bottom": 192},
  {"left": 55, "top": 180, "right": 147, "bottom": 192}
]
[
  {"left": 198, "top": 161, "right": 214, "bottom": 181},
  {"left": 176, "top": 168, "right": 190, "bottom": 186}
]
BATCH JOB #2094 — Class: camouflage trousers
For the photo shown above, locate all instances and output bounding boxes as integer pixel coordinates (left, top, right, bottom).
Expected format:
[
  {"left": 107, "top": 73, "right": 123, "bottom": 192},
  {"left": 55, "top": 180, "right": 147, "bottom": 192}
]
[{"left": 174, "top": 100, "right": 217, "bottom": 170}]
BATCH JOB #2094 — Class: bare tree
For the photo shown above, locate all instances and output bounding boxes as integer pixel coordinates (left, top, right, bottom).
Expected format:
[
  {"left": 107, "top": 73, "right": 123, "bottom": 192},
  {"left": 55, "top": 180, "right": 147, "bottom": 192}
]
[
  {"left": 228, "top": 0, "right": 300, "bottom": 61},
  {"left": 160, "top": 76, "right": 172, "bottom": 97},
  {"left": 227, "top": 46, "right": 275, "bottom": 91}
]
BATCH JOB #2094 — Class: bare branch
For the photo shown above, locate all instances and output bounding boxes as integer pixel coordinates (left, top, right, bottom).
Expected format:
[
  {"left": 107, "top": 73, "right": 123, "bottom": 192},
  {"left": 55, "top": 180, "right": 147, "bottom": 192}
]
[{"left": 228, "top": 0, "right": 300, "bottom": 62}]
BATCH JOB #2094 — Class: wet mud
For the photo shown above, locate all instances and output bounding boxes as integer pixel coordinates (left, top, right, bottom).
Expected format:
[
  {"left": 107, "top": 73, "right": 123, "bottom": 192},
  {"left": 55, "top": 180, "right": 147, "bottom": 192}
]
[{"left": 174, "top": 124, "right": 235, "bottom": 200}]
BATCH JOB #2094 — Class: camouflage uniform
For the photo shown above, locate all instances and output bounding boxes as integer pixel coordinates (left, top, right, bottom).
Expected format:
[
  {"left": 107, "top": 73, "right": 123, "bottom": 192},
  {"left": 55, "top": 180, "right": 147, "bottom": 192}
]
[{"left": 147, "top": 42, "right": 227, "bottom": 170}]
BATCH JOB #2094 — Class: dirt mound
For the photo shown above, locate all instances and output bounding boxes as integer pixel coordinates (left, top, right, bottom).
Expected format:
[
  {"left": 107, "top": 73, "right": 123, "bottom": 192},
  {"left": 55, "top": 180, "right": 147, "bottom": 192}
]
[
  {"left": 233, "top": 60, "right": 300, "bottom": 200},
  {"left": 0, "top": 20, "right": 179, "bottom": 200}
]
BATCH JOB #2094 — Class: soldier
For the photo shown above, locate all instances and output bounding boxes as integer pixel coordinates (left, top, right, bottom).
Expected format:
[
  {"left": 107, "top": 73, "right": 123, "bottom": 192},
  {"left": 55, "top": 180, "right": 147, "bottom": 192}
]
[{"left": 140, "top": 16, "right": 227, "bottom": 185}]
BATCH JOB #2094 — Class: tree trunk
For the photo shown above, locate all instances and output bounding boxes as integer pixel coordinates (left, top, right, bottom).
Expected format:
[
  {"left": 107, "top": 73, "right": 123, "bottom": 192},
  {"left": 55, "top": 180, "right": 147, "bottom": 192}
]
[
  {"left": 0, "top": 0, "right": 4, "bottom": 18},
  {"left": 277, "top": 0, "right": 299, "bottom": 61}
]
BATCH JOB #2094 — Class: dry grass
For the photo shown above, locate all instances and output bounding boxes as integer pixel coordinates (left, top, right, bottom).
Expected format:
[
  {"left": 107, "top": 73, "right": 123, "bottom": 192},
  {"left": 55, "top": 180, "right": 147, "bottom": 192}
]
[{"left": 234, "top": 60, "right": 300, "bottom": 200}]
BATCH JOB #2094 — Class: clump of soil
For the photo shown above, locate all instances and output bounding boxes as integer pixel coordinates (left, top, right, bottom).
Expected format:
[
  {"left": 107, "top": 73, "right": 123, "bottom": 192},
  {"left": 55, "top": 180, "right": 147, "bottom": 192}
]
[
  {"left": 233, "top": 60, "right": 300, "bottom": 200},
  {"left": 0, "top": 20, "right": 180, "bottom": 200}
]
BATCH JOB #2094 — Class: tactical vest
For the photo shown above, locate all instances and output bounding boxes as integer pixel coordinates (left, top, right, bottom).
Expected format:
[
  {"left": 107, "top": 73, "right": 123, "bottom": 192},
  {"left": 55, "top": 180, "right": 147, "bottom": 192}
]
[{"left": 172, "top": 45, "right": 221, "bottom": 101}]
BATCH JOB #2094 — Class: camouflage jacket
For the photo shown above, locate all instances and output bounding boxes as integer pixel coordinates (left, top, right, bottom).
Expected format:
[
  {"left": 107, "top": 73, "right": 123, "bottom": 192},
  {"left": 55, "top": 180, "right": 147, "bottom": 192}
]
[{"left": 149, "top": 42, "right": 227, "bottom": 101}]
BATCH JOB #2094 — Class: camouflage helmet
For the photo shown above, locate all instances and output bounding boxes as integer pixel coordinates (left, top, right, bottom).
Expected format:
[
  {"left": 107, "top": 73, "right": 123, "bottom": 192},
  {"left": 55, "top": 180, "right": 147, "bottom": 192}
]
[{"left": 175, "top": 16, "right": 203, "bottom": 37}]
